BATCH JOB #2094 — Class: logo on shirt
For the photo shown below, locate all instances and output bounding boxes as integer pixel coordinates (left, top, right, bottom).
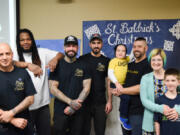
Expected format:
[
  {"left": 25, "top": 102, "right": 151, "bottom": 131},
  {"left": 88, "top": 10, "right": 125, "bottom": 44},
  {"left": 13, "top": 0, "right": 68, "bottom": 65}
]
[
  {"left": 15, "top": 78, "right": 24, "bottom": 91},
  {"left": 96, "top": 63, "right": 105, "bottom": 72},
  {"left": 74, "top": 68, "right": 83, "bottom": 77},
  {"left": 127, "top": 70, "right": 138, "bottom": 74}
]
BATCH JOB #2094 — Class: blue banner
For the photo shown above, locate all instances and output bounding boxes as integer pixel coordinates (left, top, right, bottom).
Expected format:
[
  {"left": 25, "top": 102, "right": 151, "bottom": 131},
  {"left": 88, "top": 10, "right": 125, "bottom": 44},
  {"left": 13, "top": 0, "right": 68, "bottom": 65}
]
[{"left": 83, "top": 19, "right": 180, "bottom": 69}]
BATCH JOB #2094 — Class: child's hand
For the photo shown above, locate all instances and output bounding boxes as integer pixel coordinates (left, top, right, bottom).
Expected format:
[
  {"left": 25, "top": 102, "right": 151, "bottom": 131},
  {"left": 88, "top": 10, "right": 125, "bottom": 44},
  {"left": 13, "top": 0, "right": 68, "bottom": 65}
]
[{"left": 115, "top": 82, "right": 123, "bottom": 93}]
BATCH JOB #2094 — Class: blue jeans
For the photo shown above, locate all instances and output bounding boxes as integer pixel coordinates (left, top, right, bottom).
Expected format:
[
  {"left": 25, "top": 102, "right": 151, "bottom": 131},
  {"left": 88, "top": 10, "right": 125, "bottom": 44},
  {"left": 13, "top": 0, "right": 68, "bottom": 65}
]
[
  {"left": 129, "top": 115, "right": 143, "bottom": 135},
  {"left": 119, "top": 94, "right": 130, "bottom": 118}
]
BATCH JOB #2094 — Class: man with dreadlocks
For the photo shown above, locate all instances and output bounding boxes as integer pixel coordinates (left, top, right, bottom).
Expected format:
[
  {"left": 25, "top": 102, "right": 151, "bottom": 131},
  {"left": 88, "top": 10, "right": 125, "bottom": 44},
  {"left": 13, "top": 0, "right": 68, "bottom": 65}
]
[{"left": 14, "top": 28, "right": 63, "bottom": 135}]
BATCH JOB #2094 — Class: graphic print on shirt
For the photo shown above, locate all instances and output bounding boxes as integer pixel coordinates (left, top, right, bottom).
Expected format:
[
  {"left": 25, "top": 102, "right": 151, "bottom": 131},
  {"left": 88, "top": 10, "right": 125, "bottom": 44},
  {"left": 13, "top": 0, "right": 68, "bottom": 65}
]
[
  {"left": 15, "top": 78, "right": 24, "bottom": 91},
  {"left": 96, "top": 63, "right": 105, "bottom": 72}
]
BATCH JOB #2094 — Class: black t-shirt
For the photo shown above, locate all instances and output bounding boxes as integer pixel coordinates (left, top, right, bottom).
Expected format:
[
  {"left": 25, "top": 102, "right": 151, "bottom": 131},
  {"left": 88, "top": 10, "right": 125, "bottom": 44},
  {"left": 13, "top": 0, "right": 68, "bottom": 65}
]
[
  {"left": 49, "top": 58, "right": 91, "bottom": 115},
  {"left": 154, "top": 94, "right": 180, "bottom": 135},
  {"left": 124, "top": 58, "right": 152, "bottom": 115},
  {"left": 0, "top": 66, "right": 36, "bottom": 131},
  {"left": 79, "top": 53, "right": 110, "bottom": 105}
]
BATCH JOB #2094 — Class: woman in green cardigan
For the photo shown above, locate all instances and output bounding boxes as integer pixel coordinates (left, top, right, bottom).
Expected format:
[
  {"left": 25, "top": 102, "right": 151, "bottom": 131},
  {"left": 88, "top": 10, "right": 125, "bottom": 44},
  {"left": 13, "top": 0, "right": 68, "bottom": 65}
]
[{"left": 140, "top": 48, "right": 180, "bottom": 135}]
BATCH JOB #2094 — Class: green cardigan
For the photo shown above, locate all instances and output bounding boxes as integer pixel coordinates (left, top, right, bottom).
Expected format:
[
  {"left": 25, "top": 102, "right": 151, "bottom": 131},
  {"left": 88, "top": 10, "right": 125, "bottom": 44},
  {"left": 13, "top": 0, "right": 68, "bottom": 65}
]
[{"left": 140, "top": 72, "right": 180, "bottom": 132}]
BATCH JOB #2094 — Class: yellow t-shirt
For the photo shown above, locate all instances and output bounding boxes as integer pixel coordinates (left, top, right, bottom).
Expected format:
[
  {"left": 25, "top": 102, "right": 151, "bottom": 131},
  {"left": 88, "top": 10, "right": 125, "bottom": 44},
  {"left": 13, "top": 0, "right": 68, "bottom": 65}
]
[{"left": 108, "top": 56, "right": 129, "bottom": 84}]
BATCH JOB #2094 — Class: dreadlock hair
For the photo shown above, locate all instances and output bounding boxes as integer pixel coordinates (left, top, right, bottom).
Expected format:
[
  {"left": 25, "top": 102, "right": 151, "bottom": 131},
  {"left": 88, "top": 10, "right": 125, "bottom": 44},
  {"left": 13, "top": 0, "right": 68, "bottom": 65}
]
[{"left": 16, "top": 28, "right": 41, "bottom": 67}]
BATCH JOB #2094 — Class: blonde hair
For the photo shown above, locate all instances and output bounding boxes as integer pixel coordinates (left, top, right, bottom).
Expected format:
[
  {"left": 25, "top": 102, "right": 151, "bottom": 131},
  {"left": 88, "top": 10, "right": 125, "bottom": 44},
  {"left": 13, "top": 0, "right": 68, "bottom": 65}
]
[{"left": 148, "top": 48, "right": 167, "bottom": 66}]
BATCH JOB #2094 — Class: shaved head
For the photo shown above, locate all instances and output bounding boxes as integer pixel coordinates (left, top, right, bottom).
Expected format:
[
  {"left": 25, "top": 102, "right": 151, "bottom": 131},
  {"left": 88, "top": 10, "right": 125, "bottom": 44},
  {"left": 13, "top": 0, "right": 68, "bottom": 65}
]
[
  {"left": 0, "top": 43, "right": 14, "bottom": 71},
  {"left": 0, "top": 43, "right": 12, "bottom": 52}
]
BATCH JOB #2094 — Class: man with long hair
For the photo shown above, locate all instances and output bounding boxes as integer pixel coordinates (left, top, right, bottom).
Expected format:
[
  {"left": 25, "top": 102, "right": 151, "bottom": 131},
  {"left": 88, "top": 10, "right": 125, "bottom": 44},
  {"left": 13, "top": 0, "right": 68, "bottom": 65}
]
[{"left": 14, "top": 28, "right": 63, "bottom": 135}]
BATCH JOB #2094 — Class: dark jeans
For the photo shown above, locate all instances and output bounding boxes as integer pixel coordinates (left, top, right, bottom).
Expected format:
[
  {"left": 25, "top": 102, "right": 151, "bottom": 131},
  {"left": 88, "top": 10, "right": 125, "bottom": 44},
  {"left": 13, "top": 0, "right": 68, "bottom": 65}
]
[
  {"left": 119, "top": 94, "right": 130, "bottom": 118},
  {"left": 82, "top": 104, "right": 107, "bottom": 135},
  {"left": 129, "top": 115, "right": 143, "bottom": 135},
  {"left": 53, "top": 110, "right": 85, "bottom": 135},
  {"left": 30, "top": 105, "right": 51, "bottom": 135}
]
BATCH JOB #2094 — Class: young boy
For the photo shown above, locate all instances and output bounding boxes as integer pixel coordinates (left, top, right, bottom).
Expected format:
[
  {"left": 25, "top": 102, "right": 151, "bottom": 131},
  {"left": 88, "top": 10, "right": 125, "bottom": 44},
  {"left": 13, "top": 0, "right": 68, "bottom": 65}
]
[{"left": 154, "top": 68, "right": 180, "bottom": 135}]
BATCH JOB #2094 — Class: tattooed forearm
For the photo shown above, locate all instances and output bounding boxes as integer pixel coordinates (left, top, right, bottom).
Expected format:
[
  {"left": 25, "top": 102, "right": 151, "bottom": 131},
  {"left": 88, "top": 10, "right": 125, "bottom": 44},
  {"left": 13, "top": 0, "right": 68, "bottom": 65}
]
[
  {"left": 78, "top": 79, "right": 91, "bottom": 101},
  {"left": 49, "top": 80, "right": 72, "bottom": 105},
  {"left": 78, "top": 91, "right": 89, "bottom": 101},
  {"left": 70, "top": 100, "right": 80, "bottom": 109}
]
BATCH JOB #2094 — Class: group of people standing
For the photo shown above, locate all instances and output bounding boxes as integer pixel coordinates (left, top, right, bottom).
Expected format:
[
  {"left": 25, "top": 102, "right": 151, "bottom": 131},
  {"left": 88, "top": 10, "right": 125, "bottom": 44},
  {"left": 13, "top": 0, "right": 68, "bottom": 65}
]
[
  {"left": 0, "top": 28, "right": 179, "bottom": 135},
  {"left": 0, "top": 30, "right": 112, "bottom": 135}
]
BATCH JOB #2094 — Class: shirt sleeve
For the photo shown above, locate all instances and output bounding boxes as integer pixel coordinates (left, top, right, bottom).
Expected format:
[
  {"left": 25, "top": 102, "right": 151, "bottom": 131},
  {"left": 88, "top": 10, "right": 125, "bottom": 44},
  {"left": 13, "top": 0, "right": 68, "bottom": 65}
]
[
  {"left": 49, "top": 62, "right": 60, "bottom": 81},
  {"left": 24, "top": 70, "right": 37, "bottom": 96},
  {"left": 108, "top": 69, "right": 118, "bottom": 83},
  {"left": 140, "top": 74, "right": 164, "bottom": 113},
  {"left": 40, "top": 48, "right": 58, "bottom": 65},
  {"left": 83, "top": 61, "right": 91, "bottom": 80}
]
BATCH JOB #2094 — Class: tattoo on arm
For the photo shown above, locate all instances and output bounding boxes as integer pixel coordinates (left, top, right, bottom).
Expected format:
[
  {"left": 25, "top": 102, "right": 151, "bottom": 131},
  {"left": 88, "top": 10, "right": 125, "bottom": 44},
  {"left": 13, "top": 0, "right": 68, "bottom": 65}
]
[
  {"left": 70, "top": 101, "right": 80, "bottom": 109},
  {"left": 78, "top": 79, "right": 91, "bottom": 101},
  {"left": 12, "top": 96, "right": 34, "bottom": 115},
  {"left": 49, "top": 80, "right": 72, "bottom": 105}
]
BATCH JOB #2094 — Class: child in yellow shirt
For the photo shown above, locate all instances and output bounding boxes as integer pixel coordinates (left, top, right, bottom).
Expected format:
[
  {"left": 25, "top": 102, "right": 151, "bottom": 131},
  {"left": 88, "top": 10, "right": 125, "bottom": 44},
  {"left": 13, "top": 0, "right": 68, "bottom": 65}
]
[{"left": 108, "top": 44, "right": 132, "bottom": 131}]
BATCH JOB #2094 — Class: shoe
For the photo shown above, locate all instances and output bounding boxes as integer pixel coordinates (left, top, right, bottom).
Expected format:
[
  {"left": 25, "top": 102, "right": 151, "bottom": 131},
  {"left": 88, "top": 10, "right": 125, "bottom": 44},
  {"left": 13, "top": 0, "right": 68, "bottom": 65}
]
[{"left": 119, "top": 117, "right": 132, "bottom": 131}]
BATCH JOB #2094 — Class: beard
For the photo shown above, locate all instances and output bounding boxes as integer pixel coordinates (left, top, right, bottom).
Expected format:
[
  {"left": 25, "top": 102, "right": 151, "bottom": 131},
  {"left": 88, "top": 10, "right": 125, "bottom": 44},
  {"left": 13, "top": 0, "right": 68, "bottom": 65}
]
[
  {"left": 92, "top": 47, "right": 100, "bottom": 55},
  {"left": 133, "top": 50, "right": 145, "bottom": 59},
  {"left": 65, "top": 50, "right": 77, "bottom": 59},
  {"left": 21, "top": 46, "right": 32, "bottom": 53}
]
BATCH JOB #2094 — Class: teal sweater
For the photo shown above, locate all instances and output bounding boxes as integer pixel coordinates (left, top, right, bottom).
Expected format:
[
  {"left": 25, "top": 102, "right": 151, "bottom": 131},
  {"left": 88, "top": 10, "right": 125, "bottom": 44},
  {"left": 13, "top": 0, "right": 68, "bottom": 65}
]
[{"left": 140, "top": 72, "right": 180, "bottom": 132}]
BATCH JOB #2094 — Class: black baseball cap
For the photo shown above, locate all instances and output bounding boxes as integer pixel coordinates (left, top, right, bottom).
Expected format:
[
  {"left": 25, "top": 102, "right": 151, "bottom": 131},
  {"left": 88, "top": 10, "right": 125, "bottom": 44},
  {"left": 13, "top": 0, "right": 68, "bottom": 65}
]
[
  {"left": 90, "top": 33, "right": 102, "bottom": 42},
  {"left": 64, "top": 35, "right": 78, "bottom": 46}
]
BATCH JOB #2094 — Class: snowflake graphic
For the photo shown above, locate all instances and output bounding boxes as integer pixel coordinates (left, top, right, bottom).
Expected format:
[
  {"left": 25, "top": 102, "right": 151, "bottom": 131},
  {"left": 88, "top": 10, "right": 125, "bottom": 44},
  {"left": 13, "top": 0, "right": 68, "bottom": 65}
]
[
  {"left": 100, "top": 50, "right": 106, "bottom": 57},
  {"left": 84, "top": 24, "right": 101, "bottom": 39},
  {"left": 163, "top": 40, "right": 174, "bottom": 51},
  {"left": 169, "top": 20, "right": 180, "bottom": 40}
]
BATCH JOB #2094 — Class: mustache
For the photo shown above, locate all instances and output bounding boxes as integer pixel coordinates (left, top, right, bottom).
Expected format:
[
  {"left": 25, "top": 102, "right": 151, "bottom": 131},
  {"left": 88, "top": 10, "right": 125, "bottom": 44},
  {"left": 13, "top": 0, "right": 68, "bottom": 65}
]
[
  {"left": 134, "top": 51, "right": 141, "bottom": 53},
  {"left": 67, "top": 50, "right": 76, "bottom": 53},
  {"left": 93, "top": 47, "right": 100, "bottom": 50}
]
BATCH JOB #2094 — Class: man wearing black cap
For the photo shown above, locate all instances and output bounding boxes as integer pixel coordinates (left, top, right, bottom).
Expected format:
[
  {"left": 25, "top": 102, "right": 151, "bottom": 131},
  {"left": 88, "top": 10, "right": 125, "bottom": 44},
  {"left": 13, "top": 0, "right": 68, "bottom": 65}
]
[
  {"left": 80, "top": 33, "right": 112, "bottom": 135},
  {"left": 49, "top": 35, "right": 91, "bottom": 135}
]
